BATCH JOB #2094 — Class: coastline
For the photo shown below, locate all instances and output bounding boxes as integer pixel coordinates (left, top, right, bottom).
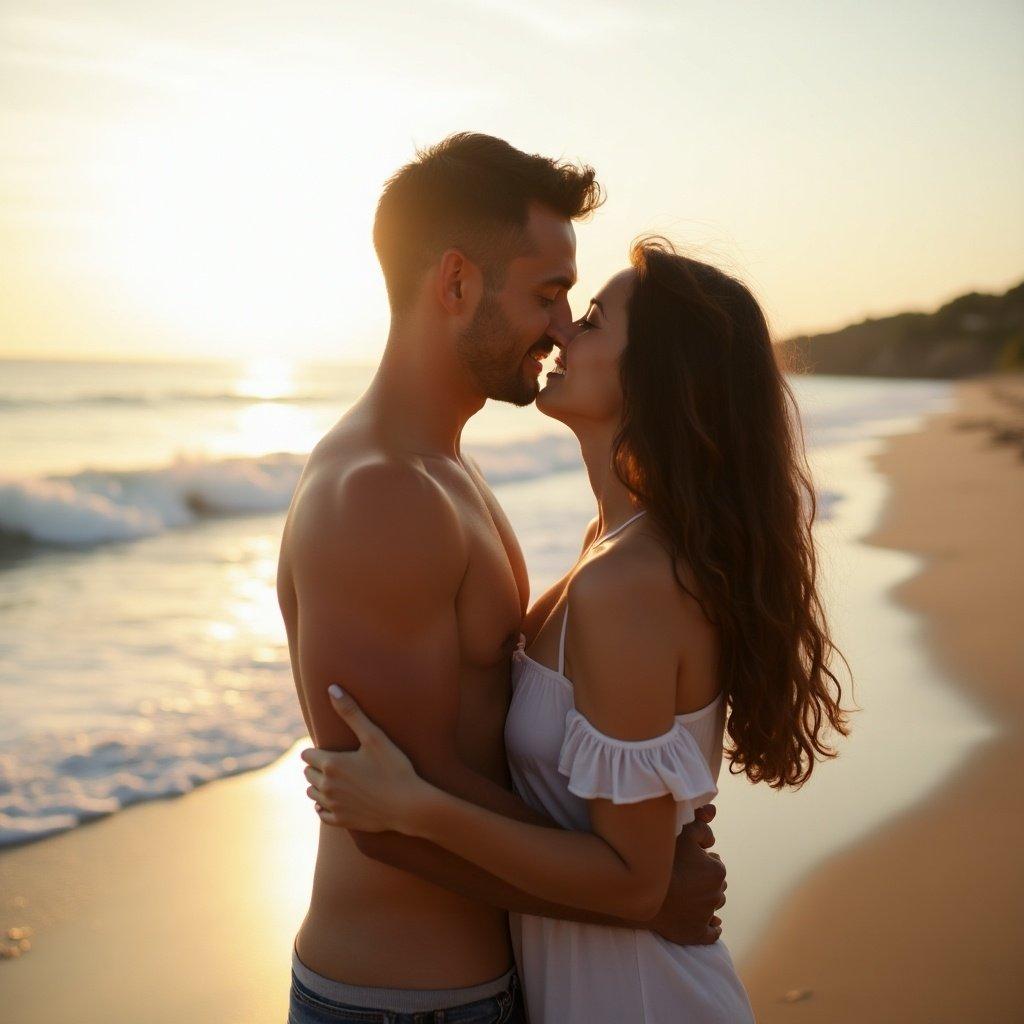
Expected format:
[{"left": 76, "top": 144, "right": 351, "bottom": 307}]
[{"left": 740, "top": 373, "right": 1024, "bottom": 1021}]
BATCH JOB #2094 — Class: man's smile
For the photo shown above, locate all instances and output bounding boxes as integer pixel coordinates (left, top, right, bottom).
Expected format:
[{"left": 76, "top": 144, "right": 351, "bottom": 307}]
[{"left": 526, "top": 339, "right": 555, "bottom": 375}]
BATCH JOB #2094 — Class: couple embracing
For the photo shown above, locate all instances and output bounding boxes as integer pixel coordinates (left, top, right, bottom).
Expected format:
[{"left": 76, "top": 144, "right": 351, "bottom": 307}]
[{"left": 276, "top": 132, "right": 849, "bottom": 1023}]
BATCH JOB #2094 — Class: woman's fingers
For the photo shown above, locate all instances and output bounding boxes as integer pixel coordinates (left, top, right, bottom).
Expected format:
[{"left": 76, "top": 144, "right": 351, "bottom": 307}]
[
  {"left": 298, "top": 693, "right": 420, "bottom": 835},
  {"left": 300, "top": 747, "right": 331, "bottom": 771},
  {"left": 313, "top": 800, "right": 340, "bottom": 826},
  {"left": 316, "top": 805, "right": 340, "bottom": 827},
  {"left": 308, "top": 784, "right": 347, "bottom": 829},
  {"left": 326, "top": 685, "right": 382, "bottom": 746}
]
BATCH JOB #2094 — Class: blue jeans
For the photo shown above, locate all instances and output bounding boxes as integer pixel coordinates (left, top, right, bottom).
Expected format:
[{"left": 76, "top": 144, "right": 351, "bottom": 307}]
[{"left": 288, "top": 966, "right": 526, "bottom": 1024}]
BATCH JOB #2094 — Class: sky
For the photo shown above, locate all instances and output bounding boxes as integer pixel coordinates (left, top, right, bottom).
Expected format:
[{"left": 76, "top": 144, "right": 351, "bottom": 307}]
[{"left": 1, "top": 0, "right": 1022, "bottom": 363}]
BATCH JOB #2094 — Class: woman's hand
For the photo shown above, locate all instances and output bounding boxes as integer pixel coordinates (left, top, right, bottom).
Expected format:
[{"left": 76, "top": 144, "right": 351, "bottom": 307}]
[{"left": 300, "top": 685, "right": 433, "bottom": 833}]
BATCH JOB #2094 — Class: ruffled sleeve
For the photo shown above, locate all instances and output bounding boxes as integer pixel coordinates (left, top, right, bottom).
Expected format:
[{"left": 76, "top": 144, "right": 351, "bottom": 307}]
[{"left": 557, "top": 707, "right": 718, "bottom": 832}]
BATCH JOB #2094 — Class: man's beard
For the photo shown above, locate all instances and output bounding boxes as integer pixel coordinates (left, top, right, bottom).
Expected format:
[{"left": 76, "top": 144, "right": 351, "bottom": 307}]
[{"left": 456, "top": 290, "right": 539, "bottom": 406}]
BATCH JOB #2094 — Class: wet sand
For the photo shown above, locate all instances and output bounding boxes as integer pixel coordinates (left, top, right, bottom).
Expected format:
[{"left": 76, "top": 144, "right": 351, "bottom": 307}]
[
  {"left": 741, "top": 373, "right": 1024, "bottom": 1021},
  {"left": 0, "top": 736, "right": 319, "bottom": 1024}
]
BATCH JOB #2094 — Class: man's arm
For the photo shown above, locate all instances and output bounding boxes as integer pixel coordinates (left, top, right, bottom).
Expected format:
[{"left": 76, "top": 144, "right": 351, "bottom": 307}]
[{"left": 292, "top": 458, "right": 557, "bottom": 827}]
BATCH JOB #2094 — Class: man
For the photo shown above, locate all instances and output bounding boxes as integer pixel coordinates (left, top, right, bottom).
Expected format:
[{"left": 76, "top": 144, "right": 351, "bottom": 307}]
[{"left": 276, "top": 133, "right": 726, "bottom": 1021}]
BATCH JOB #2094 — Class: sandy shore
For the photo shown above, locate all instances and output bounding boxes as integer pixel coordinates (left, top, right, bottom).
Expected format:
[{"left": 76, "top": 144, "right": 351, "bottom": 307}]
[
  {"left": 0, "top": 735, "right": 320, "bottom": 1023},
  {"left": 2, "top": 374, "right": 1021, "bottom": 1022},
  {"left": 742, "top": 373, "right": 1024, "bottom": 1021}
]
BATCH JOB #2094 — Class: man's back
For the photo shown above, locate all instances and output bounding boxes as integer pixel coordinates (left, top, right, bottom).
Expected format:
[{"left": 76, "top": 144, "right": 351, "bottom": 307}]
[{"left": 277, "top": 399, "right": 531, "bottom": 987}]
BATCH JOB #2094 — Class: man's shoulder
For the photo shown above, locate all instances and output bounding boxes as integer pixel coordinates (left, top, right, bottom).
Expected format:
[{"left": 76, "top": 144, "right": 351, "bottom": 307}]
[
  {"left": 290, "top": 446, "right": 466, "bottom": 581},
  {"left": 300, "top": 441, "right": 456, "bottom": 526}
]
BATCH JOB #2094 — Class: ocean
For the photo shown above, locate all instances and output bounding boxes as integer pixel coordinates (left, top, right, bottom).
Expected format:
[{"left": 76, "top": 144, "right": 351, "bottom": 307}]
[{"left": 0, "top": 357, "right": 968, "bottom": 881}]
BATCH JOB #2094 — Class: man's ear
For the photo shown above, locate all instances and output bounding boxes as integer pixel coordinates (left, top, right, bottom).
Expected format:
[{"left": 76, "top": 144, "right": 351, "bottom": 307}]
[{"left": 436, "top": 249, "right": 480, "bottom": 315}]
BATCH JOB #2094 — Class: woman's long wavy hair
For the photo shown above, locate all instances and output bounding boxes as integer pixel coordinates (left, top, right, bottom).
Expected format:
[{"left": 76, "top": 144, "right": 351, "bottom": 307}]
[{"left": 614, "top": 237, "right": 854, "bottom": 788}]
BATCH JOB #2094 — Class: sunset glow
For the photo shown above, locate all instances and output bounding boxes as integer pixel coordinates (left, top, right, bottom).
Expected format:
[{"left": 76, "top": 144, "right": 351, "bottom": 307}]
[{"left": 2, "top": 2, "right": 1022, "bottom": 362}]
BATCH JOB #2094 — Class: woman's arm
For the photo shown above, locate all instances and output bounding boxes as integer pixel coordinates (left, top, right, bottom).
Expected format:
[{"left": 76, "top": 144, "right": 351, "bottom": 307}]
[
  {"left": 349, "top": 815, "right": 726, "bottom": 944},
  {"left": 310, "top": 689, "right": 676, "bottom": 921},
  {"left": 417, "top": 566, "right": 685, "bottom": 920},
  {"left": 407, "top": 775, "right": 676, "bottom": 921},
  {"left": 305, "top": 564, "right": 688, "bottom": 922}
]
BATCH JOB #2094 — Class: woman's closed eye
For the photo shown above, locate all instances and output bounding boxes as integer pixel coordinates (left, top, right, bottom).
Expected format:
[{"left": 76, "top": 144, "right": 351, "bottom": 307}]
[{"left": 574, "top": 300, "right": 602, "bottom": 331}]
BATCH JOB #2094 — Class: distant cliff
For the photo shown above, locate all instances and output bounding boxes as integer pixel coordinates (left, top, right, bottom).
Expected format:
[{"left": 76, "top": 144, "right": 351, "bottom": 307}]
[{"left": 779, "top": 280, "right": 1024, "bottom": 378}]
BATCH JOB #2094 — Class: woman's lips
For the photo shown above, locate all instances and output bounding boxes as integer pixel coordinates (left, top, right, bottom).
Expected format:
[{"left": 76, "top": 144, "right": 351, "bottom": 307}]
[{"left": 546, "top": 353, "right": 566, "bottom": 378}]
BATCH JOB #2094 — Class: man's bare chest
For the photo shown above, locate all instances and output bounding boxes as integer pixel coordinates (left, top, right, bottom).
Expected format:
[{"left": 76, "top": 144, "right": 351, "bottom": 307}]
[{"left": 453, "top": 490, "right": 529, "bottom": 671}]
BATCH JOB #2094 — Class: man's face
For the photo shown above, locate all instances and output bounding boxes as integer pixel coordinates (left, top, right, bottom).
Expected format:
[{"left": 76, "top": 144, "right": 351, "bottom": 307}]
[{"left": 455, "top": 202, "right": 577, "bottom": 406}]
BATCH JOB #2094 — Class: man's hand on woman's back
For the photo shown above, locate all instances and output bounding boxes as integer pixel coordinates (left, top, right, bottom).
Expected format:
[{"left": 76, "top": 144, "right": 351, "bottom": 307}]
[{"left": 649, "top": 804, "right": 727, "bottom": 945}]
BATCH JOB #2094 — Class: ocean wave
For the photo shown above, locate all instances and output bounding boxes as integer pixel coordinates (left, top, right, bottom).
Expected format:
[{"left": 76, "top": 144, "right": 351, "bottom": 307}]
[
  {"left": 0, "top": 436, "right": 584, "bottom": 548},
  {"left": 0, "top": 662, "right": 304, "bottom": 848}
]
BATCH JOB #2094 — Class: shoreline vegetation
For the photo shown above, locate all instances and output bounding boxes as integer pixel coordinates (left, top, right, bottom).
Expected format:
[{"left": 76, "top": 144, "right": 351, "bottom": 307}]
[{"left": 779, "top": 280, "right": 1024, "bottom": 378}]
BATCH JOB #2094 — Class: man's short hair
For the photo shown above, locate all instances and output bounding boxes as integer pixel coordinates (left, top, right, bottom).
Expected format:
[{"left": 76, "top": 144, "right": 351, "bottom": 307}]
[{"left": 373, "top": 132, "right": 603, "bottom": 316}]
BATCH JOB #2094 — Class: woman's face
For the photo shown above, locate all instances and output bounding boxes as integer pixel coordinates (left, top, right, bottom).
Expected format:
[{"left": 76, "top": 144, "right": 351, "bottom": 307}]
[{"left": 536, "top": 267, "right": 635, "bottom": 427}]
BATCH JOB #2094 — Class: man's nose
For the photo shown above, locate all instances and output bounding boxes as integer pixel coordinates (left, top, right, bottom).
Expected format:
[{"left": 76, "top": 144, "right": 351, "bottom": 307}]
[
  {"left": 546, "top": 321, "right": 571, "bottom": 349},
  {"left": 549, "top": 318, "right": 587, "bottom": 348},
  {"left": 547, "top": 295, "right": 575, "bottom": 341},
  {"left": 547, "top": 311, "right": 582, "bottom": 348}
]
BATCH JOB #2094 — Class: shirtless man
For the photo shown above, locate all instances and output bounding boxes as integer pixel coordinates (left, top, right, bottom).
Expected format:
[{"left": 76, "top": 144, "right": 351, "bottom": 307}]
[{"left": 276, "top": 133, "right": 727, "bottom": 1021}]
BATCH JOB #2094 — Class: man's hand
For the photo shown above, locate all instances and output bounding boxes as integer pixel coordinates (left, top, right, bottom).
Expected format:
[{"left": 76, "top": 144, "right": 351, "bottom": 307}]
[{"left": 648, "top": 804, "right": 727, "bottom": 945}]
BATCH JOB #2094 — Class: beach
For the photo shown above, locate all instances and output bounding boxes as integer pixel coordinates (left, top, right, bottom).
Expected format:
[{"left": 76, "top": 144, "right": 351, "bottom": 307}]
[
  {"left": 741, "top": 373, "right": 1024, "bottom": 1021},
  {"left": 1, "top": 372, "right": 1021, "bottom": 1021}
]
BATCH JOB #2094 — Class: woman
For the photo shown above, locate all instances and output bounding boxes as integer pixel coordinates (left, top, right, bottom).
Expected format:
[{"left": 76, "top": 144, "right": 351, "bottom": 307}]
[{"left": 302, "top": 238, "right": 852, "bottom": 1023}]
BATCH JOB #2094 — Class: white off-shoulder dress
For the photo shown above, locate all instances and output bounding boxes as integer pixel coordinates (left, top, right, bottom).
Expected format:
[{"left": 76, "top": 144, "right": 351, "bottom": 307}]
[{"left": 504, "top": 569, "right": 755, "bottom": 1022}]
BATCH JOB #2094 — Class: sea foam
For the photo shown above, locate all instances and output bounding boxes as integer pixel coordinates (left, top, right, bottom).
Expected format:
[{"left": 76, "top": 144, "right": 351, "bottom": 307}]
[{"left": 0, "top": 436, "right": 584, "bottom": 548}]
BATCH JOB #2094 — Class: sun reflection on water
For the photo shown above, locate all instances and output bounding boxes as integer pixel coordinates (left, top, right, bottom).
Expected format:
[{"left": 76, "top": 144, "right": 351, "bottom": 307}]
[{"left": 234, "top": 356, "right": 297, "bottom": 401}]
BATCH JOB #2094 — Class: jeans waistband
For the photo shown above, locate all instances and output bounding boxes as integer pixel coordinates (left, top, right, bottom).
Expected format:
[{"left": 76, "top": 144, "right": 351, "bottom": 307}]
[{"left": 291, "top": 941, "right": 517, "bottom": 1014}]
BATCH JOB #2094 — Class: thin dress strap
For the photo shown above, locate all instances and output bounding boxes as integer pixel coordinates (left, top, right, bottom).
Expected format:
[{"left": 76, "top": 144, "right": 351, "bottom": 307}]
[
  {"left": 557, "top": 601, "right": 570, "bottom": 676},
  {"left": 559, "top": 510, "right": 647, "bottom": 676},
  {"left": 596, "top": 509, "right": 647, "bottom": 543}
]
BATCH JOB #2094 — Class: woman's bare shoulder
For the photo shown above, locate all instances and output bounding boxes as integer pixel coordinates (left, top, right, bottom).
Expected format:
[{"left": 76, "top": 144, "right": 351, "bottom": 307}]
[
  {"left": 563, "top": 539, "right": 686, "bottom": 738},
  {"left": 566, "top": 530, "right": 715, "bottom": 694},
  {"left": 569, "top": 526, "right": 688, "bottom": 621}
]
